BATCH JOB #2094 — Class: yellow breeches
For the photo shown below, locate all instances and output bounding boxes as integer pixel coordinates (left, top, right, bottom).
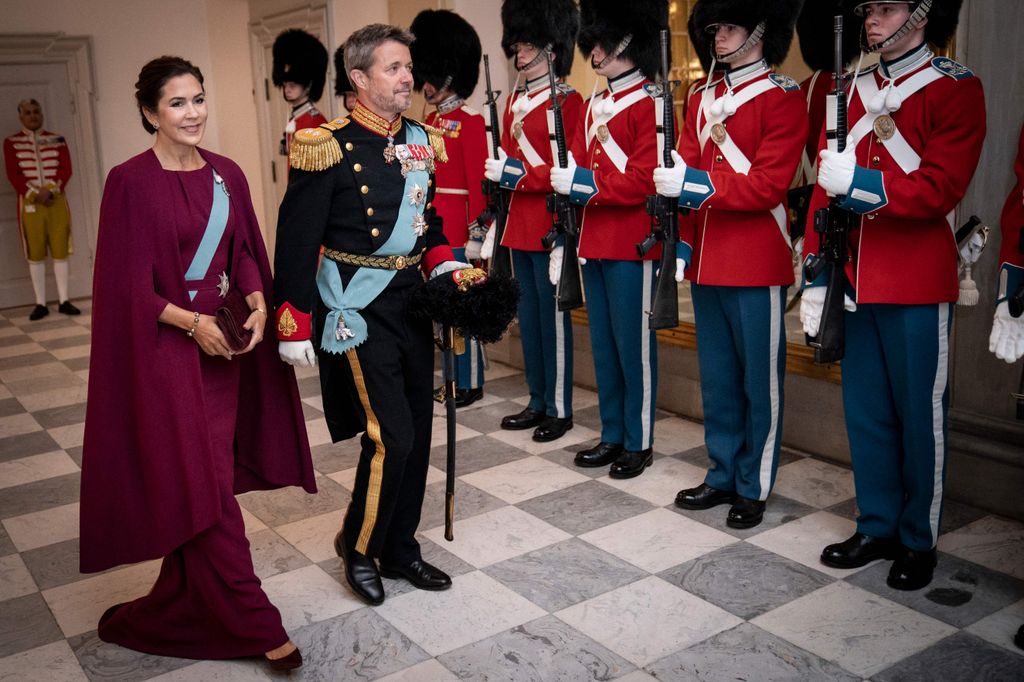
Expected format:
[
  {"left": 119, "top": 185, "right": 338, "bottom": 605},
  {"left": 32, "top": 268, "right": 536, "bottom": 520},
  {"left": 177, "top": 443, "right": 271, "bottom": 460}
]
[{"left": 21, "top": 195, "right": 71, "bottom": 261}]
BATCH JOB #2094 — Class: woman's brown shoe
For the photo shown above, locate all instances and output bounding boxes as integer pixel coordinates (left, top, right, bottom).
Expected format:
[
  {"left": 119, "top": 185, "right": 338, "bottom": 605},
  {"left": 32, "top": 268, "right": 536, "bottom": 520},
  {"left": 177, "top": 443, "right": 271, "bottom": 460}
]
[{"left": 265, "top": 642, "right": 303, "bottom": 671}]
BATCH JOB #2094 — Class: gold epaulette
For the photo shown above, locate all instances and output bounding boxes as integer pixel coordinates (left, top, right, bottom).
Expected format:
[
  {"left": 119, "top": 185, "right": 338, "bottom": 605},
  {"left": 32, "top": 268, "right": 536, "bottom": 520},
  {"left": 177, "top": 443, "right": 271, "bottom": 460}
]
[
  {"left": 289, "top": 126, "right": 342, "bottom": 171},
  {"left": 422, "top": 123, "right": 448, "bottom": 164},
  {"left": 321, "top": 117, "right": 351, "bottom": 132}
]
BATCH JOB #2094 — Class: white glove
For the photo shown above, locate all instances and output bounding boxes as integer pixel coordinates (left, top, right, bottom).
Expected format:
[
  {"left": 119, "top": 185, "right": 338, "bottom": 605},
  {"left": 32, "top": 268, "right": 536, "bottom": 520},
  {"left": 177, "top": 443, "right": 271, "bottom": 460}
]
[
  {"left": 548, "top": 245, "right": 563, "bottom": 286},
  {"left": 989, "top": 301, "right": 1024, "bottom": 363},
  {"left": 817, "top": 146, "right": 857, "bottom": 197},
  {"left": 549, "top": 151, "right": 576, "bottom": 195},
  {"left": 800, "top": 287, "right": 857, "bottom": 336},
  {"left": 480, "top": 225, "right": 496, "bottom": 260},
  {"left": 959, "top": 230, "right": 985, "bottom": 264},
  {"left": 484, "top": 148, "right": 508, "bottom": 183},
  {"left": 675, "top": 258, "right": 687, "bottom": 283},
  {"left": 430, "top": 260, "right": 472, "bottom": 279},
  {"left": 465, "top": 238, "right": 482, "bottom": 260},
  {"left": 279, "top": 340, "right": 317, "bottom": 368},
  {"left": 652, "top": 151, "right": 687, "bottom": 198}
]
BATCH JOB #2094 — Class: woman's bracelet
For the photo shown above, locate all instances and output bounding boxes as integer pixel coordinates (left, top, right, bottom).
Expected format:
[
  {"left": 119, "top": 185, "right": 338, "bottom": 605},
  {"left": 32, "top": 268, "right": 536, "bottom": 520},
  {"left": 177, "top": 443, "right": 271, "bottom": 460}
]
[{"left": 185, "top": 311, "right": 200, "bottom": 338}]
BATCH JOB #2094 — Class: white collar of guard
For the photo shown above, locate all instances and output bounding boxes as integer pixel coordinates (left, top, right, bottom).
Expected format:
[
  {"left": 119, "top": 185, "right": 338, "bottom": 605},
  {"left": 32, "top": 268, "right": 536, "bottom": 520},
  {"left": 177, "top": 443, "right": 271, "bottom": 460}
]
[
  {"left": 879, "top": 42, "right": 932, "bottom": 80},
  {"left": 607, "top": 68, "right": 644, "bottom": 94},
  {"left": 725, "top": 59, "right": 769, "bottom": 88}
]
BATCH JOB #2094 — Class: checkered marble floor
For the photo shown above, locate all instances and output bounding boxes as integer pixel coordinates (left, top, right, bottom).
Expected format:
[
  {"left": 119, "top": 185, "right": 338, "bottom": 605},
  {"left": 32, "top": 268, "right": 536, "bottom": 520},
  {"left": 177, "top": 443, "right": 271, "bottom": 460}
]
[{"left": 1, "top": 300, "right": 1023, "bottom": 681}]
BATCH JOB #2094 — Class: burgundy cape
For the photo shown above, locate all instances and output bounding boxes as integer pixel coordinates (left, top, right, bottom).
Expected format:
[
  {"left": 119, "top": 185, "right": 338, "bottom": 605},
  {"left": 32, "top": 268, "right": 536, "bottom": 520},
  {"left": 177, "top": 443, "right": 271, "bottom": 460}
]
[{"left": 80, "top": 148, "right": 316, "bottom": 573}]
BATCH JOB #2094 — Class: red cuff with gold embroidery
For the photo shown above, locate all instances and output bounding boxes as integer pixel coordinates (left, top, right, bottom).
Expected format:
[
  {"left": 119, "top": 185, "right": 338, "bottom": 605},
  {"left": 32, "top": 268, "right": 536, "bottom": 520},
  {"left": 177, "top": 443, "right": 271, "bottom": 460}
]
[
  {"left": 422, "top": 244, "right": 456, "bottom": 276},
  {"left": 275, "top": 302, "right": 312, "bottom": 341}
]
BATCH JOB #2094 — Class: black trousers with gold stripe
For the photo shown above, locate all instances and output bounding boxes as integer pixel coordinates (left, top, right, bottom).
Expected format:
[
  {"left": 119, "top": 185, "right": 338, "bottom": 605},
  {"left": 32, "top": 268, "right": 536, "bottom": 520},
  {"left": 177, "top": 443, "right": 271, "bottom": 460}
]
[{"left": 334, "top": 284, "right": 435, "bottom": 565}]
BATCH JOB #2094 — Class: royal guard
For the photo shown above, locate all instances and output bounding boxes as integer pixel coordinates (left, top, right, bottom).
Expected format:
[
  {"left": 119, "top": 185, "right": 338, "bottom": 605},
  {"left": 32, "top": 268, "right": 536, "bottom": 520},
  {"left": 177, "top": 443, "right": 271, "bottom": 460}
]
[
  {"left": 549, "top": 0, "right": 667, "bottom": 478},
  {"left": 3, "top": 99, "right": 80, "bottom": 320},
  {"left": 654, "top": 0, "right": 806, "bottom": 528},
  {"left": 411, "top": 9, "right": 490, "bottom": 407},
  {"left": 333, "top": 44, "right": 357, "bottom": 113},
  {"left": 272, "top": 29, "right": 328, "bottom": 159},
  {"left": 990, "top": 121, "right": 1024, "bottom": 365},
  {"left": 483, "top": 0, "right": 582, "bottom": 442},
  {"left": 802, "top": 0, "right": 986, "bottom": 590}
]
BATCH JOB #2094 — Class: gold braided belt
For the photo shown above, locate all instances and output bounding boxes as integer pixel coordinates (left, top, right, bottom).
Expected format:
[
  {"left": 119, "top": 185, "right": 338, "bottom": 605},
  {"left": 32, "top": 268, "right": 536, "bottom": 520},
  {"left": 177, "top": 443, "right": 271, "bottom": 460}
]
[{"left": 322, "top": 247, "right": 425, "bottom": 270}]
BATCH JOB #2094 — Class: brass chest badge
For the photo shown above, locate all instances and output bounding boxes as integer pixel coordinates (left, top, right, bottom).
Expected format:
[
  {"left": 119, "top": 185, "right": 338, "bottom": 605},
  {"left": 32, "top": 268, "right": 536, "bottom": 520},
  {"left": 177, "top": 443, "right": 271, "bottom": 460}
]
[
  {"left": 873, "top": 114, "right": 896, "bottom": 141},
  {"left": 710, "top": 123, "right": 727, "bottom": 146},
  {"left": 596, "top": 124, "right": 610, "bottom": 144}
]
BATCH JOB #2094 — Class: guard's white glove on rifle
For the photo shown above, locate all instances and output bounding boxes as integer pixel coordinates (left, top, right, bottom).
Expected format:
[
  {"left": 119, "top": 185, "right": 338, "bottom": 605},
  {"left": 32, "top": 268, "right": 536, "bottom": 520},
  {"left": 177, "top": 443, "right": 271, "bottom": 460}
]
[
  {"left": 817, "top": 145, "right": 857, "bottom": 197},
  {"left": 484, "top": 148, "right": 508, "bottom": 183},
  {"left": 675, "top": 258, "right": 687, "bottom": 283},
  {"left": 549, "top": 152, "right": 577, "bottom": 196},
  {"left": 800, "top": 286, "right": 857, "bottom": 336},
  {"left": 548, "top": 245, "right": 564, "bottom": 286},
  {"left": 480, "top": 225, "right": 496, "bottom": 260},
  {"left": 989, "top": 301, "right": 1024, "bottom": 363},
  {"left": 652, "top": 151, "right": 687, "bottom": 198},
  {"left": 464, "top": 237, "right": 483, "bottom": 261},
  {"left": 279, "top": 340, "right": 317, "bottom": 368}
]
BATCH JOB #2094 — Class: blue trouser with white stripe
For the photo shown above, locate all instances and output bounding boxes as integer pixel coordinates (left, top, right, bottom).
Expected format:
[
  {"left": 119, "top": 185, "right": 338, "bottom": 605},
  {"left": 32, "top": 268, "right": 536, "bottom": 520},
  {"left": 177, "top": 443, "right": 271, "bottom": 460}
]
[
  {"left": 582, "top": 259, "right": 658, "bottom": 451},
  {"left": 512, "top": 249, "right": 573, "bottom": 418},
  {"left": 843, "top": 303, "right": 951, "bottom": 551},
  {"left": 444, "top": 247, "right": 485, "bottom": 390},
  {"left": 693, "top": 284, "right": 786, "bottom": 501}
]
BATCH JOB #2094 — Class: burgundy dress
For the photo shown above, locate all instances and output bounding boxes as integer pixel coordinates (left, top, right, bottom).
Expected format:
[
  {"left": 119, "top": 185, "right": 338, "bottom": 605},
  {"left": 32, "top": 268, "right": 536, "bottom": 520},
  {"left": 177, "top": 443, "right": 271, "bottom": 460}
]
[{"left": 89, "top": 163, "right": 289, "bottom": 658}]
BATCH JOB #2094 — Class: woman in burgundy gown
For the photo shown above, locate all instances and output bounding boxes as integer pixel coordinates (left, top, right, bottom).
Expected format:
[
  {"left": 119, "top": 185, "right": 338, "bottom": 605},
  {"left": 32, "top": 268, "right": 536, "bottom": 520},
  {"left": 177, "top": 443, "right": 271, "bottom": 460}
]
[{"left": 80, "top": 56, "right": 316, "bottom": 671}]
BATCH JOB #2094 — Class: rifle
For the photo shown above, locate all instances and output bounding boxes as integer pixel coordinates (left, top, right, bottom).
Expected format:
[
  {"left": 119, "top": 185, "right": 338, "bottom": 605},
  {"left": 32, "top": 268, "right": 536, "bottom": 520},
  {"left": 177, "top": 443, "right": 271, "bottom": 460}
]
[
  {"left": 439, "top": 324, "right": 457, "bottom": 540},
  {"left": 481, "top": 55, "right": 513, "bottom": 280},
  {"left": 803, "top": 15, "right": 856, "bottom": 364},
  {"left": 638, "top": 28, "right": 682, "bottom": 330},
  {"left": 540, "top": 51, "right": 584, "bottom": 311}
]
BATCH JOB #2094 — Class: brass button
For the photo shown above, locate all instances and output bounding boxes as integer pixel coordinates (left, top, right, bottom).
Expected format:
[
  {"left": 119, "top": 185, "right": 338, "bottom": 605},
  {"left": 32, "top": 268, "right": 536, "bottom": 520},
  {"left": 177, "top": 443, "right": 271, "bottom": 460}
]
[
  {"left": 715, "top": 154, "right": 724, "bottom": 163},
  {"left": 345, "top": 142, "right": 354, "bottom": 151},
  {"left": 593, "top": 163, "right": 599, "bottom": 169},
  {"left": 360, "top": 185, "right": 369, "bottom": 194},
  {"left": 867, "top": 213, "right": 876, "bottom": 220},
  {"left": 427, "top": 178, "right": 433, "bottom": 187},
  {"left": 595, "top": 148, "right": 602, "bottom": 156},
  {"left": 876, "top": 137, "right": 883, "bottom": 144},
  {"left": 371, "top": 227, "right": 380, "bottom": 237},
  {"left": 354, "top": 163, "right": 363, "bottom": 172},
  {"left": 366, "top": 207, "right": 374, "bottom": 217},
  {"left": 871, "top": 156, "right": 880, "bottom": 165}
]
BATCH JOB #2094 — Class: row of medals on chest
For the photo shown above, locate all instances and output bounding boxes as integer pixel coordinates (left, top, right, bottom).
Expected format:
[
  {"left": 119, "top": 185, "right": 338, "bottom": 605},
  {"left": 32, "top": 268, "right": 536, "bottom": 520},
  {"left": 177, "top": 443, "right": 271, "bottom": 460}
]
[{"left": 379, "top": 133, "right": 431, "bottom": 237}]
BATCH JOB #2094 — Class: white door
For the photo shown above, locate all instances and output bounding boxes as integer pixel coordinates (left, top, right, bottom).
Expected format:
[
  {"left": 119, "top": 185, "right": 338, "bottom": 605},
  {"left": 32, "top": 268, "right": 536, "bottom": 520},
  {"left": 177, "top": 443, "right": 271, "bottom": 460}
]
[{"left": 0, "top": 62, "right": 92, "bottom": 308}]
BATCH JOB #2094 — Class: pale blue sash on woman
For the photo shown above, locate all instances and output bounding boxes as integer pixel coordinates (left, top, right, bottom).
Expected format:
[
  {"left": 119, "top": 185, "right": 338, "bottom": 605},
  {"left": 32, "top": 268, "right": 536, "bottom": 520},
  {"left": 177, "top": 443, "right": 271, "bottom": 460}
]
[
  {"left": 183, "top": 174, "right": 230, "bottom": 301},
  {"left": 317, "top": 124, "right": 428, "bottom": 354}
]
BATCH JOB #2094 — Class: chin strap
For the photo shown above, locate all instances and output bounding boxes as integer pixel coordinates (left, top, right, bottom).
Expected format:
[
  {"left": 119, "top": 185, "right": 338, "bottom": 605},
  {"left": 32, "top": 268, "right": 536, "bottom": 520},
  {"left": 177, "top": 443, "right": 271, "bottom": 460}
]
[
  {"left": 713, "top": 21, "right": 766, "bottom": 64},
  {"left": 861, "top": 0, "right": 933, "bottom": 53}
]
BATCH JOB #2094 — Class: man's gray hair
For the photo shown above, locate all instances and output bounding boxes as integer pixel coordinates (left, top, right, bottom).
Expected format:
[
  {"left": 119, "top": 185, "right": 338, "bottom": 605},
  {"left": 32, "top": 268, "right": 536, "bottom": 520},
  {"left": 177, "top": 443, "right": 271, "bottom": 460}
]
[{"left": 344, "top": 24, "right": 414, "bottom": 76}]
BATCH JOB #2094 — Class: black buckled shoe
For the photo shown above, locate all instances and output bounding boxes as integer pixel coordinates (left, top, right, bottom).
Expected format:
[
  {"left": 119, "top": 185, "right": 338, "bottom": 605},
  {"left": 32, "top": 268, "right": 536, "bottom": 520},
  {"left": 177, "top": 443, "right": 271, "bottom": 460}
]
[
  {"left": 727, "top": 496, "right": 766, "bottom": 529},
  {"left": 609, "top": 449, "right": 653, "bottom": 479},
  {"left": 29, "top": 304, "right": 48, "bottom": 321},
  {"left": 887, "top": 547, "right": 937, "bottom": 591},
  {"left": 820, "top": 532, "right": 898, "bottom": 569},
  {"left": 574, "top": 442, "right": 623, "bottom": 468},
  {"left": 501, "top": 407, "right": 546, "bottom": 430},
  {"left": 334, "top": 530, "right": 385, "bottom": 605},
  {"left": 674, "top": 483, "right": 735, "bottom": 510},
  {"left": 57, "top": 300, "right": 81, "bottom": 315},
  {"left": 532, "top": 416, "right": 573, "bottom": 442},
  {"left": 434, "top": 386, "right": 484, "bottom": 408},
  {"left": 379, "top": 558, "right": 452, "bottom": 591}
]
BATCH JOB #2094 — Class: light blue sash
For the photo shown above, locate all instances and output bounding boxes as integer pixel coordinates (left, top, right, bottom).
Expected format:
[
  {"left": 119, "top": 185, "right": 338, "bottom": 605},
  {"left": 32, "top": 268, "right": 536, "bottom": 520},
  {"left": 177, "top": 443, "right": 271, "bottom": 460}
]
[
  {"left": 317, "top": 124, "right": 429, "bottom": 354},
  {"left": 184, "top": 174, "right": 230, "bottom": 300}
]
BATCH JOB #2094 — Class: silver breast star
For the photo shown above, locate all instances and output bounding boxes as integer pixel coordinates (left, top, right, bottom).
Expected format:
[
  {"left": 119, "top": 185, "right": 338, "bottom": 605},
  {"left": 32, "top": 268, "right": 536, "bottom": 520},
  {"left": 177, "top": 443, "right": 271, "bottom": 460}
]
[{"left": 217, "top": 271, "right": 229, "bottom": 298}]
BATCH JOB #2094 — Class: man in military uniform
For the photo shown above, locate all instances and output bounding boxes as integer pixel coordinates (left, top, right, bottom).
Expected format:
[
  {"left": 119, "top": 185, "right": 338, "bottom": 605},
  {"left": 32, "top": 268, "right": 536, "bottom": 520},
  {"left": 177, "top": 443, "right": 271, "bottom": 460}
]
[
  {"left": 274, "top": 23, "right": 481, "bottom": 605},
  {"left": 272, "top": 29, "right": 328, "bottom": 159},
  {"left": 654, "top": 0, "right": 806, "bottom": 529},
  {"left": 411, "top": 9, "right": 490, "bottom": 408},
  {"left": 549, "top": 0, "right": 667, "bottom": 478},
  {"left": 803, "top": 0, "right": 986, "bottom": 590},
  {"left": 990, "top": 120, "right": 1024, "bottom": 365},
  {"left": 3, "top": 99, "right": 79, "bottom": 320},
  {"left": 484, "top": 0, "right": 581, "bottom": 442}
]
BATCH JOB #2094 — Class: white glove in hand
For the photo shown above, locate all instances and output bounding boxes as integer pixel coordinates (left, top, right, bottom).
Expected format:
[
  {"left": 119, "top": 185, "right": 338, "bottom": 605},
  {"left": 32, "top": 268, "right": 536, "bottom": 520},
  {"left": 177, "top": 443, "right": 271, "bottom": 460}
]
[
  {"left": 549, "top": 151, "right": 576, "bottom": 195},
  {"left": 959, "top": 230, "right": 985, "bottom": 264},
  {"left": 484, "top": 148, "right": 508, "bottom": 183},
  {"left": 430, "top": 260, "right": 472, "bottom": 279},
  {"left": 465, "top": 238, "right": 482, "bottom": 260},
  {"left": 548, "top": 245, "right": 564, "bottom": 286},
  {"left": 989, "top": 301, "right": 1024, "bottom": 363},
  {"left": 279, "top": 340, "right": 317, "bottom": 368},
  {"left": 652, "top": 151, "right": 687, "bottom": 198},
  {"left": 480, "top": 225, "right": 496, "bottom": 260},
  {"left": 675, "top": 258, "right": 687, "bottom": 283},
  {"left": 817, "top": 146, "right": 857, "bottom": 197},
  {"left": 800, "top": 287, "right": 826, "bottom": 337}
]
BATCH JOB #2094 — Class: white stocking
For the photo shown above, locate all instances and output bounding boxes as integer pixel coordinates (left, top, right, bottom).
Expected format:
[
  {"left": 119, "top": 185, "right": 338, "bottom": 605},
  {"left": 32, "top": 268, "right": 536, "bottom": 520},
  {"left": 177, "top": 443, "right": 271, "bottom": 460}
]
[
  {"left": 53, "top": 258, "right": 70, "bottom": 303},
  {"left": 28, "top": 261, "right": 46, "bottom": 305}
]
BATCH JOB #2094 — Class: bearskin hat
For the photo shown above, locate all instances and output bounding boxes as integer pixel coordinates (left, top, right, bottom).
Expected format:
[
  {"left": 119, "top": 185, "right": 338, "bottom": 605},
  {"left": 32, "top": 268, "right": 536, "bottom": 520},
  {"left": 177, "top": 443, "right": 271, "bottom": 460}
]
[
  {"left": 688, "top": 9, "right": 715, "bottom": 74},
  {"left": 272, "top": 29, "right": 328, "bottom": 102},
  {"left": 500, "top": 0, "right": 579, "bottom": 78},
  {"left": 577, "top": 0, "right": 668, "bottom": 81},
  {"left": 333, "top": 45, "right": 353, "bottom": 96},
  {"left": 691, "top": 0, "right": 804, "bottom": 67},
  {"left": 844, "top": 0, "right": 962, "bottom": 49},
  {"left": 408, "top": 271, "right": 520, "bottom": 344},
  {"left": 410, "top": 10, "right": 482, "bottom": 98},
  {"left": 798, "top": 1, "right": 861, "bottom": 71}
]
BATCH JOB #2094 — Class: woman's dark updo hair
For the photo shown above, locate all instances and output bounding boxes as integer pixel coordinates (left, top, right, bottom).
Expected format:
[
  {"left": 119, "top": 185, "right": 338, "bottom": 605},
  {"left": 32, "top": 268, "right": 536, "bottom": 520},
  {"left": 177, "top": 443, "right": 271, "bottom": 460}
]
[{"left": 134, "top": 56, "right": 204, "bottom": 134}]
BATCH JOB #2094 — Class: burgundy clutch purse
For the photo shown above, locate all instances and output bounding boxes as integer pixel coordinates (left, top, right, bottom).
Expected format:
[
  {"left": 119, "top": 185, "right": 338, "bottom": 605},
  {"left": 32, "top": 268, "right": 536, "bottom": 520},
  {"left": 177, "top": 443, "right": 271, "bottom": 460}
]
[{"left": 215, "top": 289, "right": 254, "bottom": 352}]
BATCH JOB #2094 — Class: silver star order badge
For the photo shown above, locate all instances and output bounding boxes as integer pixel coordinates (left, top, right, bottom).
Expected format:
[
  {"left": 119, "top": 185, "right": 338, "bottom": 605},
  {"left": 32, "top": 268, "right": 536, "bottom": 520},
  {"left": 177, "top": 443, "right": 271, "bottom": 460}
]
[
  {"left": 408, "top": 184, "right": 425, "bottom": 206},
  {"left": 411, "top": 214, "right": 427, "bottom": 237},
  {"left": 383, "top": 138, "right": 397, "bottom": 164},
  {"left": 217, "top": 271, "right": 229, "bottom": 298}
]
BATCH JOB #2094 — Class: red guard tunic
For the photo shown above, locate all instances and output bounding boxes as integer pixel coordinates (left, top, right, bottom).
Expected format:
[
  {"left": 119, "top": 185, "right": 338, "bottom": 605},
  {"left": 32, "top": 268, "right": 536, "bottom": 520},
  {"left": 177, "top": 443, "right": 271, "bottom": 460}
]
[
  {"left": 568, "top": 75, "right": 661, "bottom": 260},
  {"left": 798, "top": 70, "right": 833, "bottom": 186},
  {"left": 281, "top": 101, "right": 327, "bottom": 158},
  {"left": 500, "top": 78, "right": 583, "bottom": 252},
  {"left": 803, "top": 50, "right": 986, "bottom": 304},
  {"left": 426, "top": 103, "right": 488, "bottom": 247},
  {"left": 998, "top": 122, "right": 1024, "bottom": 277},
  {"left": 677, "top": 62, "right": 807, "bottom": 286}
]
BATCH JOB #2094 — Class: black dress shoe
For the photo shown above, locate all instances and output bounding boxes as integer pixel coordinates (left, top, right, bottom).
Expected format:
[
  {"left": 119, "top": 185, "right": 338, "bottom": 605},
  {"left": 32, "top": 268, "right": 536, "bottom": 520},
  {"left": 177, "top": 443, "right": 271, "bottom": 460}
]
[
  {"left": 265, "top": 646, "right": 303, "bottom": 671},
  {"left": 501, "top": 407, "right": 546, "bottom": 430},
  {"left": 532, "top": 416, "right": 573, "bottom": 442},
  {"left": 1014, "top": 624, "right": 1024, "bottom": 651},
  {"left": 820, "top": 532, "right": 898, "bottom": 569},
  {"left": 609, "top": 449, "right": 653, "bottom": 479},
  {"left": 574, "top": 441, "right": 623, "bottom": 467},
  {"left": 674, "top": 483, "right": 735, "bottom": 510},
  {"left": 727, "top": 496, "right": 766, "bottom": 529},
  {"left": 57, "top": 300, "right": 81, "bottom": 315},
  {"left": 454, "top": 387, "right": 483, "bottom": 408},
  {"left": 334, "top": 531, "right": 385, "bottom": 605},
  {"left": 379, "top": 558, "right": 452, "bottom": 591},
  {"left": 29, "top": 304, "right": 48, "bottom": 321},
  {"left": 887, "top": 547, "right": 937, "bottom": 591}
]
